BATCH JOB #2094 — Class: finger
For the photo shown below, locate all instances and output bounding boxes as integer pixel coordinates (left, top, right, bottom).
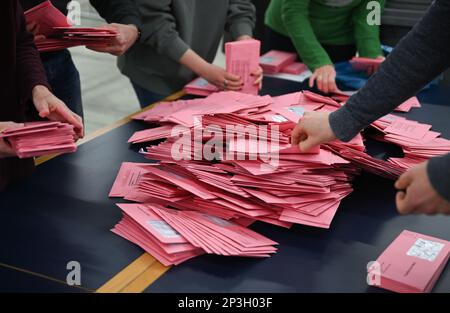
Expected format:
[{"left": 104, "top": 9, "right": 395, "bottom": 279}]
[
  {"left": 309, "top": 73, "right": 317, "bottom": 88},
  {"left": 0, "top": 122, "right": 24, "bottom": 132},
  {"left": 395, "top": 191, "right": 415, "bottom": 215},
  {"left": 224, "top": 72, "right": 241, "bottom": 82},
  {"left": 317, "top": 74, "right": 324, "bottom": 92},
  {"left": 322, "top": 74, "right": 329, "bottom": 94},
  {"left": 225, "top": 84, "right": 243, "bottom": 91},
  {"left": 223, "top": 78, "right": 243, "bottom": 88},
  {"left": 299, "top": 136, "right": 321, "bottom": 153},
  {"left": 251, "top": 67, "right": 263, "bottom": 76},
  {"left": 34, "top": 99, "right": 50, "bottom": 118},
  {"left": 328, "top": 77, "right": 339, "bottom": 93},
  {"left": 394, "top": 171, "right": 413, "bottom": 190},
  {"left": 253, "top": 75, "right": 263, "bottom": 85},
  {"left": 291, "top": 123, "right": 305, "bottom": 146}
]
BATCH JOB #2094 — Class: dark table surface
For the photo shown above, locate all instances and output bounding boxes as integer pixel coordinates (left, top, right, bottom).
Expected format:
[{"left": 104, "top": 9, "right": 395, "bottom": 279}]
[{"left": 1, "top": 77, "right": 449, "bottom": 292}]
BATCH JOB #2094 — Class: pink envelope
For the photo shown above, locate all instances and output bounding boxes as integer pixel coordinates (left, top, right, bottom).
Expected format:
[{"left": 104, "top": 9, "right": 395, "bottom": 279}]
[
  {"left": 25, "top": 1, "right": 71, "bottom": 37},
  {"left": 383, "top": 119, "right": 432, "bottom": 140},
  {"left": 370, "top": 230, "right": 450, "bottom": 293},
  {"left": 225, "top": 39, "right": 261, "bottom": 95},
  {"left": 259, "top": 50, "right": 297, "bottom": 74}
]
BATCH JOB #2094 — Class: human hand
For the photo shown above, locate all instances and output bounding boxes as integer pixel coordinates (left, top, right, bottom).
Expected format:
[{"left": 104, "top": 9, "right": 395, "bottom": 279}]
[
  {"left": 309, "top": 64, "right": 340, "bottom": 94},
  {"left": 291, "top": 111, "right": 336, "bottom": 152},
  {"left": 395, "top": 161, "right": 450, "bottom": 215}
]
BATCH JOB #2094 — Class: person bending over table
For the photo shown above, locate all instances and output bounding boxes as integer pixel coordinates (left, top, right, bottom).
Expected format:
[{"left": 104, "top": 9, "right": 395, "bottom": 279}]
[
  {"left": 21, "top": 0, "right": 143, "bottom": 118},
  {"left": 291, "top": 0, "right": 450, "bottom": 215},
  {"left": 0, "top": 0, "right": 83, "bottom": 190},
  {"left": 118, "top": 0, "right": 263, "bottom": 108},
  {"left": 264, "top": 0, "right": 385, "bottom": 94}
]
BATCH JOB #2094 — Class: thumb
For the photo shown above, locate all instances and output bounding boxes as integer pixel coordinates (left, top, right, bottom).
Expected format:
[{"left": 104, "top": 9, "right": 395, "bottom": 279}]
[
  {"left": 299, "top": 136, "right": 320, "bottom": 153},
  {"left": 34, "top": 99, "right": 50, "bottom": 118},
  {"left": 395, "top": 170, "right": 413, "bottom": 190}
]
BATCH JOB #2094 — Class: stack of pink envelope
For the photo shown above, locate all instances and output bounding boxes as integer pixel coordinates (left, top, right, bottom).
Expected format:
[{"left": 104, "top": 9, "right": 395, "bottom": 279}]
[
  {"left": 369, "top": 230, "right": 450, "bottom": 293},
  {"left": 34, "top": 27, "right": 118, "bottom": 53},
  {"left": 225, "top": 39, "right": 261, "bottom": 95},
  {"left": 112, "top": 203, "right": 278, "bottom": 266},
  {"left": 0, "top": 121, "right": 77, "bottom": 158},
  {"left": 24, "top": 0, "right": 71, "bottom": 37},
  {"left": 350, "top": 56, "right": 383, "bottom": 73},
  {"left": 369, "top": 114, "right": 450, "bottom": 172},
  {"left": 259, "top": 50, "right": 298, "bottom": 74}
]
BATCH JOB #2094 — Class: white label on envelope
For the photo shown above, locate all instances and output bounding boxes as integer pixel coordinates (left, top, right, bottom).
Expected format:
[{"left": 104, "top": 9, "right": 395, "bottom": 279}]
[
  {"left": 147, "top": 220, "right": 181, "bottom": 238},
  {"left": 406, "top": 238, "right": 444, "bottom": 262},
  {"left": 272, "top": 115, "right": 288, "bottom": 122}
]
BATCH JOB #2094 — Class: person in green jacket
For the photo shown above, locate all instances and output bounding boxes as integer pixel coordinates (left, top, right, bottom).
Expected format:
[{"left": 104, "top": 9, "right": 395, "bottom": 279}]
[{"left": 264, "top": 0, "right": 385, "bottom": 94}]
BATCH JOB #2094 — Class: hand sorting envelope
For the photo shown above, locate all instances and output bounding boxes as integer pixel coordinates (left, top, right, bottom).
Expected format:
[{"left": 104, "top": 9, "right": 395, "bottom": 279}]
[
  {"left": 0, "top": 121, "right": 77, "bottom": 159},
  {"left": 25, "top": 1, "right": 118, "bottom": 53},
  {"left": 368, "top": 230, "right": 450, "bottom": 293}
]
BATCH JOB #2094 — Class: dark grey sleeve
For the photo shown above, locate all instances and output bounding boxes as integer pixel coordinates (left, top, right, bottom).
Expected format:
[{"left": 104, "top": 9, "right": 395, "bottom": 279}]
[
  {"left": 427, "top": 154, "right": 450, "bottom": 201},
  {"left": 329, "top": 0, "right": 450, "bottom": 141},
  {"left": 137, "top": 0, "right": 189, "bottom": 62},
  {"left": 225, "top": 0, "right": 256, "bottom": 40}
]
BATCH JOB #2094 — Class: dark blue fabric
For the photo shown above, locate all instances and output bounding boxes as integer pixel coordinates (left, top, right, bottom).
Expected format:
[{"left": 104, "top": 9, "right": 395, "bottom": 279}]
[
  {"left": 131, "top": 81, "right": 167, "bottom": 108},
  {"left": 42, "top": 49, "right": 83, "bottom": 118}
]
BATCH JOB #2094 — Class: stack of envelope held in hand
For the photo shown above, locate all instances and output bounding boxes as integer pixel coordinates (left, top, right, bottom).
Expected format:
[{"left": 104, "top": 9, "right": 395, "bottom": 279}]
[
  {"left": 25, "top": 1, "right": 117, "bottom": 53},
  {"left": 0, "top": 121, "right": 77, "bottom": 159},
  {"left": 368, "top": 230, "right": 450, "bottom": 293},
  {"left": 34, "top": 27, "right": 118, "bottom": 53},
  {"left": 184, "top": 39, "right": 261, "bottom": 96},
  {"left": 24, "top": 0, "right": 71, "bottom": 37},
  {"left": 112, "top": 203, "right": 278, "bottom": 266}
]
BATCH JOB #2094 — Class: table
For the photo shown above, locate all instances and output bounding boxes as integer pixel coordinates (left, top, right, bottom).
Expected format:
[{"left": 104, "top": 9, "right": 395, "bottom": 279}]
[{"left": 0, "top": 78, "right": 449, "bottom": 293}]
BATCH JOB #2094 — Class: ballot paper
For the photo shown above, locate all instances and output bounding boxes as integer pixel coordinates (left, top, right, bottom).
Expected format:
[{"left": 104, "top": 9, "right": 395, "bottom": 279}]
[
  {"left": 24, "top": 0, "right": 71, "bottom": 37},
  {"left": 0, "top": 121, "right": 77, "bottom": 158},
  {"left": 280, "top": 62, "right": 308, "bottom": 75},
  {"left": 369, "top": 230, "right": 450, "bottom": 293},
  {"left": 259, "top": 50, "right": 297, "bottom": 74},
  {"left": 225, "top": 39, "right": 261, "bottom": 95}
]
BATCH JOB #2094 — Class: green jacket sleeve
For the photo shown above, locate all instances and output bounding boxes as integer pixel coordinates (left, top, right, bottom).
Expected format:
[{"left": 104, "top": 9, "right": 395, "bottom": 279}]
[
  {"left": 280, "top": 0, "right": 332, "bottom": 71},
  {"left": 352, "top": 0, "right": 385, "bottom": 58}
]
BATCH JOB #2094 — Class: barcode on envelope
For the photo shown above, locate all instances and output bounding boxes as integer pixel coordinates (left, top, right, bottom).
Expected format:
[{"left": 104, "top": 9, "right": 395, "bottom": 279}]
[
  {"left": 406, "top": 238, "right": 445, "bottom": 262},
  {"left": 147, "top": 220, "right": 181, "bottom": 238}
]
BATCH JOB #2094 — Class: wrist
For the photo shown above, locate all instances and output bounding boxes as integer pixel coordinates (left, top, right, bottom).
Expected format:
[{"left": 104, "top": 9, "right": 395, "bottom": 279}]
[{"left": 128, "top": 24, "right": 140, "bottom": 43}]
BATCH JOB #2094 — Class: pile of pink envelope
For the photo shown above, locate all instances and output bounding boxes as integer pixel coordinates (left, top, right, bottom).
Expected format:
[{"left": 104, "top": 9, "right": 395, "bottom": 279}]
[
  {"left": 0, "top": 121, "right": 77, "bottom": 159},
  {"left": 113, "top": 89, "right": 450, "bottom": 266},
  {"left": 25, "top": 1, "right": 118, "bottom": 53},
  {"left": 370, "top": 114, "right": 450, "bottom": 172},
  {"left": 259, "top": 50, "right": 299, "bottom": 74},
  {"left": 368, "top": 230, "right": 450, "bottom": 293},
  {"left": 112, "top": 203, "right": 278, "bottom": 266}
]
